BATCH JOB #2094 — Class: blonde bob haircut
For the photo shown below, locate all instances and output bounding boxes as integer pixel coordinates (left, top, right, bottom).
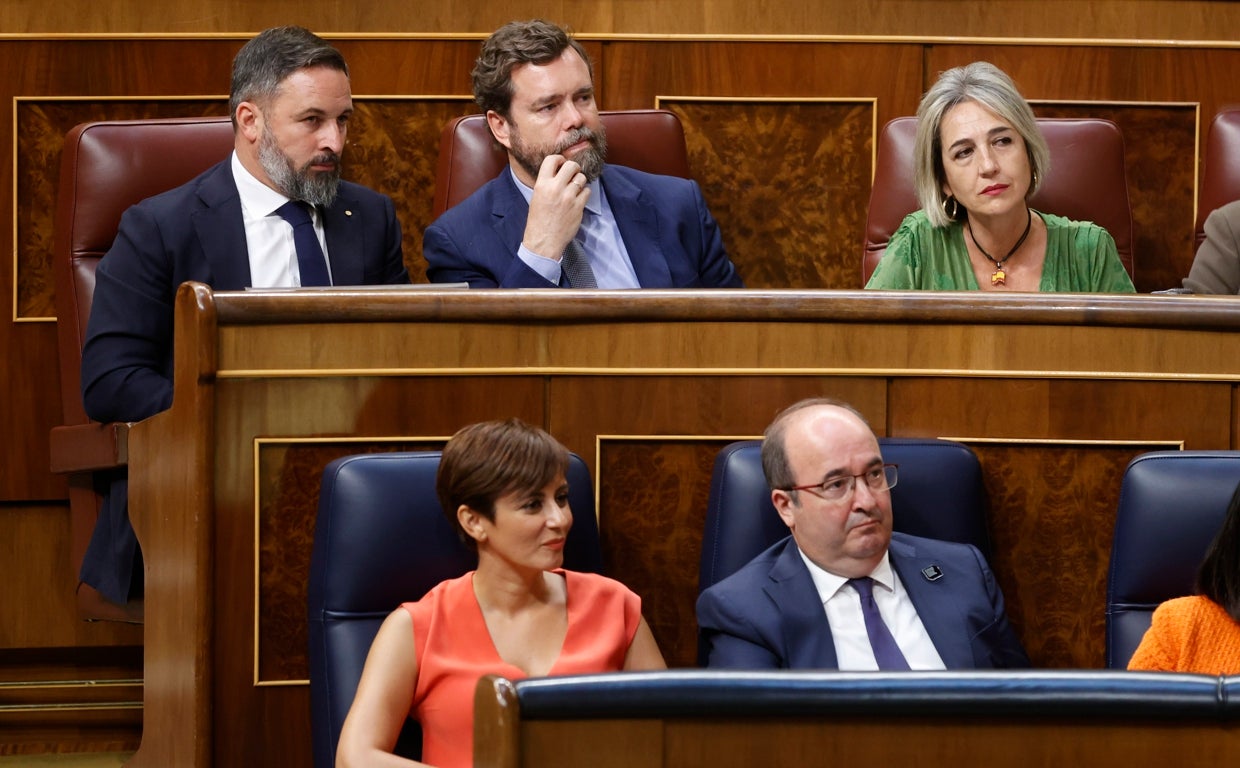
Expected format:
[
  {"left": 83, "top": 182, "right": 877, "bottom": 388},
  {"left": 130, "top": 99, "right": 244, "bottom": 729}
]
[{"left": 913, "top": 61, "right": 1051, "bottom": 228}]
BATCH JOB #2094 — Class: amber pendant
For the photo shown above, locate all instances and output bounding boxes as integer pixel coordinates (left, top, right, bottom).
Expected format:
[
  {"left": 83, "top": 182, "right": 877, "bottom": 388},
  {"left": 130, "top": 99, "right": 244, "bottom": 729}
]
[{"left": 991, "top": 268, "right": 1006, "bottom": 286}]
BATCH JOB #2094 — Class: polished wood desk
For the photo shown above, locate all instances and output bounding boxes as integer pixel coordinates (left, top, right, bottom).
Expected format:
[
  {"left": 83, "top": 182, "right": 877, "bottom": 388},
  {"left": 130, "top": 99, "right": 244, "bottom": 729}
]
[
  {"left": 473, "top": 671, "right": 1240, "bottom": 767},
  {"left": 125, "top": 284, "right": 1240, "bottom": 766}
]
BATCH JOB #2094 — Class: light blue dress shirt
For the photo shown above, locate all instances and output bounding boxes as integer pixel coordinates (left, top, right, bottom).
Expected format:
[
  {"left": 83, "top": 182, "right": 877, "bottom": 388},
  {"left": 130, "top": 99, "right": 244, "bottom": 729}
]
[{"left": 511, "top": 167, "right": 641, "bottom": 288}]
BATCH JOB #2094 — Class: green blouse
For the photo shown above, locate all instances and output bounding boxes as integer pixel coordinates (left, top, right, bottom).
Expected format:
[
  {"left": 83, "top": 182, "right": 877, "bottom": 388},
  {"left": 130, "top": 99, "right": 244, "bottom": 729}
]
[{"left": 865, "top": 210, "right": 1136, "bottom": 293}]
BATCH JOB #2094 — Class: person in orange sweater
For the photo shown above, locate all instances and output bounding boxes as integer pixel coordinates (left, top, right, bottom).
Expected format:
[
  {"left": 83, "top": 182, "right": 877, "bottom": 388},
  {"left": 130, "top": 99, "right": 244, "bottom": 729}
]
[{"left": 1128, "top": 480, "right": 1240, "bottom": 674}]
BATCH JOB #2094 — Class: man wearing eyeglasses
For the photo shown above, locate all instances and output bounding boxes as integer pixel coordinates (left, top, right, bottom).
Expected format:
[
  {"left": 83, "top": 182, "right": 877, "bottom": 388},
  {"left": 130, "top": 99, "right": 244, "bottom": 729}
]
[{"left": 697, "top": 398, "right": 1029, "bottom": 670}]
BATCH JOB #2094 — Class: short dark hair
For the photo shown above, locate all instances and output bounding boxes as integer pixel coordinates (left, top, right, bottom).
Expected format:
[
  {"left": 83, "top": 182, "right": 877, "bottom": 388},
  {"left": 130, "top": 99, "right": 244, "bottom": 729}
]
[
  {"left": 229, "top": 26, "right": 349, "bottom": 127},
  {"left": 471, "top": 19, "right": 594, "bottom": 117},
  {"left": 1197, "top": 478, "right": 1240, "bottom": 622},
  {"left": 761, "top": 397, "right": 873, "bottom": 492},
  {"left": 436, "top": 418, "right": 570, "bottom": 549}
]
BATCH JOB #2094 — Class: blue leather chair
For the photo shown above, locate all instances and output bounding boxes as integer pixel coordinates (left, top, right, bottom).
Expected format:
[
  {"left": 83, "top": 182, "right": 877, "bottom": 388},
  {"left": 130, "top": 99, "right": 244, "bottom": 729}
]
[
  {"left": 1105, "top": 451, "right": 1240, "bottom": 669},
  {"left": 699, "top": 437, "right": 992, "bottom": 598},
  {"left": 307, "top": 451, "right": 603, "bottom": 768}
]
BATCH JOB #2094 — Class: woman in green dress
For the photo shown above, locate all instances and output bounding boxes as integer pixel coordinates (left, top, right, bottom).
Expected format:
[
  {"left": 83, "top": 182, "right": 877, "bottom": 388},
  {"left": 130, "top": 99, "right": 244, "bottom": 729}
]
[{"left": 865, "top": 62, "right": 1135, "bottom": 293}]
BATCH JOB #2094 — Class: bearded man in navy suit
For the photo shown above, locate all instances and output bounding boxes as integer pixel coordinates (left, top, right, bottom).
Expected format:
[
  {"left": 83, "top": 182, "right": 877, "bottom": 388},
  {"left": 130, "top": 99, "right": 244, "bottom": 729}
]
[
  {"left": 424, "top": 19, "right": 742, "bottom": 289},
  {"left": 697, "top": 399, "right": 1029, "bottom": 670},
  {"left": 79, "top": 26, "right": 410, "bottom": 607}
]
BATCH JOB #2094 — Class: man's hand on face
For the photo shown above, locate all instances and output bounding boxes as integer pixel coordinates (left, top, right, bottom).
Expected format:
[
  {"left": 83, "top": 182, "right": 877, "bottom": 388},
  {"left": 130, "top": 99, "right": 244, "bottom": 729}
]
[{"left": 522, "top": 153, "right": 590, "bottom": 261}]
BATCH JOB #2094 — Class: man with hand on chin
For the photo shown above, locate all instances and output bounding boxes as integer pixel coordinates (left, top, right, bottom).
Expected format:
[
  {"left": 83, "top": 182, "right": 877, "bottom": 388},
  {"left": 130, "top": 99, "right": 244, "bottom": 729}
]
[
  {"left": 79, "top": 25, "right": 409, "bottom": 608},
  {"left": 424, "top": 19, "right": 742, "bottom": 289},
  {"left": 697, "top": 398, "right": 1029, "bottom": 670}
]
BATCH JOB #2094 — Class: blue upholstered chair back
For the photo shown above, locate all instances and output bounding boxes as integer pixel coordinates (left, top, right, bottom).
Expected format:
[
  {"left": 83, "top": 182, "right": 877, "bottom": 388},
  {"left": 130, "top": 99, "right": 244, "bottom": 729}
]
[
  {"left": 1105, "top": 451, "right": 1240, "bottom": 669},
  {"left": 307, "top": 451, "right": 603, "bottom": 768},
  {"left": 699, "top": 437, "right": 991, "bottom": 598}
]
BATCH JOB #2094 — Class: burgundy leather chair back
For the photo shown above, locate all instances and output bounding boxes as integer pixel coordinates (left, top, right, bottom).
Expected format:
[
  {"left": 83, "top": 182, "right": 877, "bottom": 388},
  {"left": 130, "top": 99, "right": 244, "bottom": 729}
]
[
  {"left": 51, "top": 116, "right": 233, "bottom": 620},
  {"left": 862, "top": 116, "right": 1135, "bottom": 285},
  {"left": 432, "top": 109, "right": 691, "bottom": 218},
  {"left": 1196, "top": 109, "right": 1240, "bottom": 249},
  {"left": 53, "top": 117, "right": 234, "bottom": 426}
]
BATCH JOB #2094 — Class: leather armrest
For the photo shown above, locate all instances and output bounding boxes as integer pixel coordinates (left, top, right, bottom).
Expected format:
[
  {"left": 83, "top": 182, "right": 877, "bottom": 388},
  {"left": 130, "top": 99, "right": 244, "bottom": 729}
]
[{"left": 49, "top": 421, "right": 130, "bottom": 473}]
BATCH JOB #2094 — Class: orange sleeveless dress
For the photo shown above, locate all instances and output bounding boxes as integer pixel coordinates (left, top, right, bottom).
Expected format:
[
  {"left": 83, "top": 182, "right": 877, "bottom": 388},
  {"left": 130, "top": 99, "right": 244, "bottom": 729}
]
[{"left": 404, "top": 569, "right": 641, "bottom": 768}]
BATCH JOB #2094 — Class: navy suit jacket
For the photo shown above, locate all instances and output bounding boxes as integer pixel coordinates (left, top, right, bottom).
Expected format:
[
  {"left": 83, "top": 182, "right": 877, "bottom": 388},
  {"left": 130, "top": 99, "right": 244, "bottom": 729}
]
[
  {"left": 79, "top": 158, "right": 410, "bottom": 603},
  {"left": 696, "top": 533, "right": 1030, "bottom": 670},
  {"left": 423, "top": 164, "right": 743, "bottom": 288}
]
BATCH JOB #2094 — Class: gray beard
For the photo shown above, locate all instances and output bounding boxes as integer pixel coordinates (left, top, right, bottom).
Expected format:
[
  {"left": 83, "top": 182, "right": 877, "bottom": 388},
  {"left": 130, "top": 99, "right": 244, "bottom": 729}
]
[
  {"left": 512, "top": 124, "right": 609, "bottom": 183},
  {"left": 258, "top": 128, "right": 341, "bottom": 208}
]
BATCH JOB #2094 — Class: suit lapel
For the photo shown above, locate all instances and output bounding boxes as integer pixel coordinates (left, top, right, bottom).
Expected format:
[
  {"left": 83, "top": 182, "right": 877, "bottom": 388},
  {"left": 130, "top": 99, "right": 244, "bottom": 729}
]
[
  {"left": 323, "top": 190, "right": 363, "bottom": 285},
  {"left": 491, "top": 171, "right": 533, "bottom": 255},
  {"left": 601, "top": 168, "right": 672, "bottom": 288},
  {"left": 192, "top": 162, "right": 251, "bottom": 290},
  {"left": 764, "top": 539, "right": 839, "bottom": 669},
  {"left": 889, "top": 534, "right": 973, "bottom": 668}
]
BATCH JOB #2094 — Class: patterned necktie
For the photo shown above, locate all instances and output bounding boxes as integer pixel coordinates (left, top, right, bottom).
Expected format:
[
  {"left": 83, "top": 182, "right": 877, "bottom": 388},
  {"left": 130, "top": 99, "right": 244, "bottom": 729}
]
[
  {"left": 561, "top": 238, "right": 597, "bottom": 288},
  {"left": 849, "top": 577, "right": 911, "bottom": 670},
  {"left": 275, "top": 200, "right": 331, "bottom": 286}
]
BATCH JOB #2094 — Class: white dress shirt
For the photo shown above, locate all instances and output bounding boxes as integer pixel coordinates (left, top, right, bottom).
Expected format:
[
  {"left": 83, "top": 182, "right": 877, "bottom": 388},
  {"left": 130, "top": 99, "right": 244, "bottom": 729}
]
[
  {"left": 231, "top": 152, "right": 333, "bottom": 287},
  {"left": 799, "top": 548, "right": 947, "bottom": 670}
]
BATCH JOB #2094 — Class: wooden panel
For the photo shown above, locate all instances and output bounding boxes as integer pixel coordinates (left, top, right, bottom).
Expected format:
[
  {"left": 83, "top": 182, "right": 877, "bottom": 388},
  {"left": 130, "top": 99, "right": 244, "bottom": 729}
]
[
  {"left": 0, "top": 504, "right": 142, "bottom": 648},
  {"left": 661, "top": 99, "right": 874, "bottom": 289},
  {"left": 889, "top": 378, "right": 1231, "bottom": 667},
  {"left": 256, "top": 439, "right": 446, "bottom": 683},
  {"left": 7, "top": 0, "right": 1240, "bottom": 39},
  {"left": 15, "top": 98, "right": 227, "bottom": 319},
  {"left": 119, "top": 287, "right": 1240, "bottom": 766}
]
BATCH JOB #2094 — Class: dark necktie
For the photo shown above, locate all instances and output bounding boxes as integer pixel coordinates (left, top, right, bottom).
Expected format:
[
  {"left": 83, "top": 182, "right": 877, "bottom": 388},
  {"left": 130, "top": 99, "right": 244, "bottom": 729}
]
[
  {"left": 849, "top": 577, "right": 911, "bottom": 670},
  {"left": 276, "top": 200, "right": 331, "bottom": 286},
  {"left": 561, "top": 238, "right": 597, "bottom": 288}
]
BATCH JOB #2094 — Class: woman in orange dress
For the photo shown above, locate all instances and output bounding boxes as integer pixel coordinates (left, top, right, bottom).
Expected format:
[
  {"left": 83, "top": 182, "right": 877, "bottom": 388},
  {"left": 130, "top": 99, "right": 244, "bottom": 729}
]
[
  {"left": 1128, "top": 480, "right": 1240, "bottom": 673},
  {"left": 335, "top": 419, "right": 665, "bottom": 768}
]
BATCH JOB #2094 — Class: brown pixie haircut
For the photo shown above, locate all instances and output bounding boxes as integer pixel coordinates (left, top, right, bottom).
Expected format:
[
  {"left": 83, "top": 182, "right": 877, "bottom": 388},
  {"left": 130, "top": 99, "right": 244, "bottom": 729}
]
[
  {"left": 471, "top": 19, "right": 594, "bottom": 117},
  {"left": 436, "top": 418, "right": 570, "bottom": 549}
]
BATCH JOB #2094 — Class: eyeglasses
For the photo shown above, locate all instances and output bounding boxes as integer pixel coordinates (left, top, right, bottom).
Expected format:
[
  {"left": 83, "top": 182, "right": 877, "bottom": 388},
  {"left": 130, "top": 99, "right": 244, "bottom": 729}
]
[{"left": 782, "top": 464, "right": 898, "bottom": 502}]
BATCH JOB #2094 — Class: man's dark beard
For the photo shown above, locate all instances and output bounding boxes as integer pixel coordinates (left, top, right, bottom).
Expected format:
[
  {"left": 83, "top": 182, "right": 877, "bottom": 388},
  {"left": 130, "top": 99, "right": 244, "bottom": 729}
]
[
  {"left": 258, "top": 125, "right": 342, "bottom": 208},
  {"left": 511, "top": 124, "right": 609, "bottom": 183}
]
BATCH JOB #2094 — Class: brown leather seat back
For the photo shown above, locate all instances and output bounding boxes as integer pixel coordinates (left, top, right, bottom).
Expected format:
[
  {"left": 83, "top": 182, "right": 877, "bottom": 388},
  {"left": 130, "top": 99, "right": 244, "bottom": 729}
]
[
  {"left": 862, "top": 116, "right": 1135, "bottom": 285},
  {"left": 432, "top": 109, "right": 691, "bottom": 218},
  {"left": 53, "top": 117, "right": 234, "bottom": 426},
  {"left": 1196, "top": 109, "right": 1240, "bottom": 249}
]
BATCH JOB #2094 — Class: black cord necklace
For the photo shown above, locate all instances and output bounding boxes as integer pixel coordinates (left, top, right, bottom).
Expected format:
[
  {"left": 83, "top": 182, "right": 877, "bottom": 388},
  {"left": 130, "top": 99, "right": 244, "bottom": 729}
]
[{"left": 966, "top": 207, "right": 1032, "bottom": 286}]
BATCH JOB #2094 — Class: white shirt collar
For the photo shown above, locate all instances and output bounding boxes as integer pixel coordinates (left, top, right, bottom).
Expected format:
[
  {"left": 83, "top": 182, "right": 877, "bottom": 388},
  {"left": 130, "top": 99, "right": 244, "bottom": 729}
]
[
  {"left": 797, "top": 547, "right": 896, "bottom": 604},
  {"left": 231, "top": 151, "right": 296, "bottom": 218}
]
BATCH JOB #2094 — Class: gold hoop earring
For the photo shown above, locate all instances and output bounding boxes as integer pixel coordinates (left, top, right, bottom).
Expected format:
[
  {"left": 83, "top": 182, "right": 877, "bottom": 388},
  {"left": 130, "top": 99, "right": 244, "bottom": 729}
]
[{"left": 942, "top": 195, "right": 960, "bottom": 221}]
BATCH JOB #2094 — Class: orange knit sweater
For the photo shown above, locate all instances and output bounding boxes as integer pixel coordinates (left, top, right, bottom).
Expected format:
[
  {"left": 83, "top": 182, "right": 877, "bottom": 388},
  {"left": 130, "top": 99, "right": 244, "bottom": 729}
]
[{"left": 1127, "top": 595, "right": 1240, "bottom": 674}]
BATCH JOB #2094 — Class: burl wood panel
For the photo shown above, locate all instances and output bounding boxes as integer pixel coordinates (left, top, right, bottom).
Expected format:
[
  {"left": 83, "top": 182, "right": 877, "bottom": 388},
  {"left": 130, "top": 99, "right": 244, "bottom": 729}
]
[
  {"left": 598, "top": 439, "right": 723, "bottom": 668},
  {"left": 971, "top": 442, "right": 1145, "bottom": 668},
  {"left": 15, "top": 99, "right": 225, "bottom": 319},
  {"left": 888, "top": 377, "right": 1233, "bottom": 667},
  {"left": 256, "top": 440, "right": 444, "bottom": 682},
  {"left": 334, "top": 99, "right": 478, "bottom": 284},
  {"left": 1034, "top": 102, "right": 1197, "bottom": 294},
  {"left": 663, "top": 100, "right": 874, "bottom": 289}
]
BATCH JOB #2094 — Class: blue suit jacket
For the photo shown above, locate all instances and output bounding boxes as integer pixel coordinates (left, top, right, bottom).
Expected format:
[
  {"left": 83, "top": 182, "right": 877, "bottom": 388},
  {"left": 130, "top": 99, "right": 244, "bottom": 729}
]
[
  {"left": 423, "top": 164, "right": 743, "bottom": 288},
  {"left": 696, "top": 533, "right": 1030, "bottom": 670},
  {"left": 79, "top": 158, "right": 410, "bottom": 603}
]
